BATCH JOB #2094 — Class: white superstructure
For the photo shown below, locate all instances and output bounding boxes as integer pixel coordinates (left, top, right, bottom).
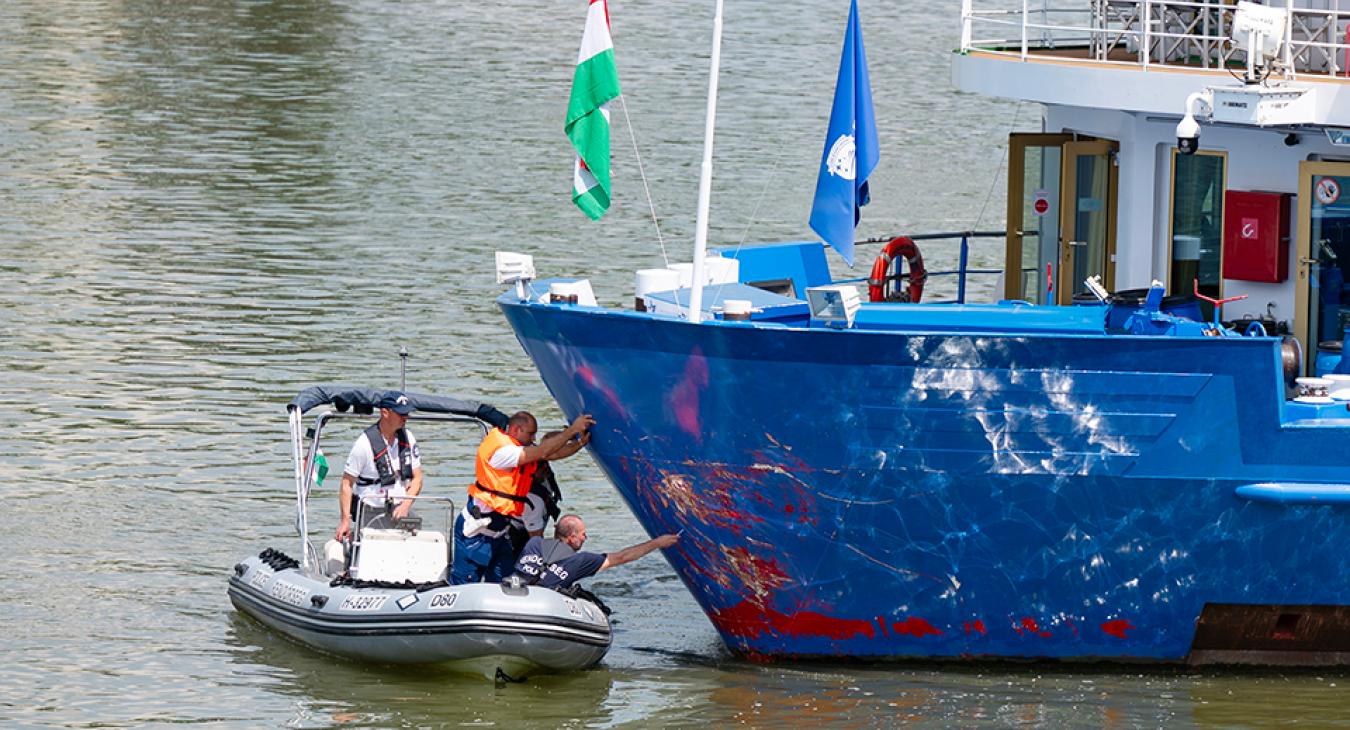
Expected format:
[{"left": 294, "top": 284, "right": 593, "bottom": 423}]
[{"left": 953, "top": 1, "right": 1350, "bottom": 362}]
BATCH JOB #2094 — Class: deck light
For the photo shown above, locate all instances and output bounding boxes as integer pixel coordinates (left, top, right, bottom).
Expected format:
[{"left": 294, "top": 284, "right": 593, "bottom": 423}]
[
  {"left": 806, "top": 284, "right": 861, "bottom": 328},
  {"left": 496, "top": 251, "right": 536, "bottom": 300}
]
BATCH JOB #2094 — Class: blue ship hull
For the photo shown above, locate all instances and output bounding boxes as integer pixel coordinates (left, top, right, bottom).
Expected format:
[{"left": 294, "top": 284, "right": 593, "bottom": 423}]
[{"left": 499, "top": 292, "right": 1350, "bottom": 664}]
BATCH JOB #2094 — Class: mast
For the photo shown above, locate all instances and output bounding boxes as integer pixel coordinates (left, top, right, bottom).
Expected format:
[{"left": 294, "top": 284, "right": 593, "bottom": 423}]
[{"left": 686, "top": 0, "right": 726, "bottom": 324}]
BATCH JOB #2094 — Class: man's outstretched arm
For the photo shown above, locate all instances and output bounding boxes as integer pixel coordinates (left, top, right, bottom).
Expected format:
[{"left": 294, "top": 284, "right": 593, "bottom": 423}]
[
  {"left": 599, "top": 533, "right": 679, "bottom": 572},
  {"left": 520, "top": 414, "right": 595, "bottom": 464}
]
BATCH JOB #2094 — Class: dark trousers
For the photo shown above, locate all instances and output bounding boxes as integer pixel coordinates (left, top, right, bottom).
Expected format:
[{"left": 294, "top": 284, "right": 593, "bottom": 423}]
[{"left": 449, "top": 513, "right": 516, "bottom": 584}]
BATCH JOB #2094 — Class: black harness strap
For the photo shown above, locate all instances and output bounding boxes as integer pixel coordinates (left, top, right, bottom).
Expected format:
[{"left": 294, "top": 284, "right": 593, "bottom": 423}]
[
  {"left": 473, "top": 481, "right": 530, "bottom": 504},
  {"left": 465, "top": 500, "right": 518, "bottom": 532},
  {"left": 531, "top": 465, "right": 563, "bottom": 522},
  {"left": 357, "top": 424, "right": 413, "bottom": 487}
]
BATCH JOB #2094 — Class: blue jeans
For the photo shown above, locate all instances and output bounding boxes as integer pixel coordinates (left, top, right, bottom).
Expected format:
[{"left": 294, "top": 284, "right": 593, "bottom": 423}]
[{"left": 450, "top": 513, "right": 516, "bottom": 584}]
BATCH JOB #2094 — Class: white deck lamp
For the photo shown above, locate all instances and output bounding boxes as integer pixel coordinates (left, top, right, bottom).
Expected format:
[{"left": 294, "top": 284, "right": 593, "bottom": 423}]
[
  {"left": 806, "top": 284, "right": 862, "bottom": 329},
  {"left": 496, "top": 251, "right": 536, "bottom": 300},
  {"left": 1231, "top": 1, "right": 1288, "bottom": 80}
]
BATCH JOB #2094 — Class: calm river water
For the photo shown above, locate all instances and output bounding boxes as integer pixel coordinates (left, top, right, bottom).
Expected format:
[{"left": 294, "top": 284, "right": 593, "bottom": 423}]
[{"left": 3, "top": 0, "right": 1347, "bottom": 727}]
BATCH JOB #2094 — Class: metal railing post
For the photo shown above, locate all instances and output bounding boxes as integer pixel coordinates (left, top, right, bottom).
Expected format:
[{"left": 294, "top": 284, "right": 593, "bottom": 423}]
[
  {"left": 1142, "top": 0, "right": 1152, "bottom": 68},
  {"left": 1202, "top": 1, "right": 1211, "bottom": 69},
  {"left": 961, "top": 0, "right": 972, "bottom": 50},
  {"left": 1284, "top": 0, "right": 1294, "bottom": 78},
  {"left": 958, "top": 235, "right": 970, "bottom": 304},
  {"left": 1042, "top": 0, "right": 1052, "bottom": 50},
  {"left": 1021, "top": 0, "right": 1029, "bottom": 60}
]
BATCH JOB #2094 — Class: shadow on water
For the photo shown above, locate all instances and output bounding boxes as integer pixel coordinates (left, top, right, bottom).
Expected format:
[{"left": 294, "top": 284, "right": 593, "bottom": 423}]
[
  {"left": 225, "top": 610, "right": 784, "bottom": 728},
  {"left": 225, "top": 612, "right": 628, "bottom": 728},
  {"left": 228, "top": 610, "right": 1349, "bottom": 728}
]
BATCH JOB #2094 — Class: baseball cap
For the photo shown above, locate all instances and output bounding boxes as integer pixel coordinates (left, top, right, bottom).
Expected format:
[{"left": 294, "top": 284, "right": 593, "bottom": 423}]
[{"left": 378, "top": 391, "right": 416, "bottom": 415}]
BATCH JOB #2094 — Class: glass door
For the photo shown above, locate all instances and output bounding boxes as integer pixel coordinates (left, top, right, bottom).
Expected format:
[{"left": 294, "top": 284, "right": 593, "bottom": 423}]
[
  {"left": 1006, "top": 134, "right": 1071, "bottom": 303},
  {"left": 1296, "top": 161, "right": 1350, "bottom": 366},
  {"left": 1169, "top": 150, "right": 1226, "bottom": 321},
  {"left": 1057, "top": 140, "right": 1118, "bottom": 305}
]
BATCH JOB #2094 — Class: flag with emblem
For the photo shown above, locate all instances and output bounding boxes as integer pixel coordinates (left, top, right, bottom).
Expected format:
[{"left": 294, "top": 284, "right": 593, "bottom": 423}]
[
  {"left": 566, "top": 0, "right": 622, "bottom": 220},
  {"left": 808, "top": 0, "right": 878, "bottom": 267}
]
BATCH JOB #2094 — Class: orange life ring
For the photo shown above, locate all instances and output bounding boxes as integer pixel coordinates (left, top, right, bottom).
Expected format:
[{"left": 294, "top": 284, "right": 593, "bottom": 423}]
[{"left": 867, "top": 236, "right": 926, "bottom": 303}]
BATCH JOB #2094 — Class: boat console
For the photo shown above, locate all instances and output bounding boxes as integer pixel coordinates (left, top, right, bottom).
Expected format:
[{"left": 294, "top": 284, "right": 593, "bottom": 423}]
[{"left": 323, "top": 518, "right": 452, "bottom": 582}]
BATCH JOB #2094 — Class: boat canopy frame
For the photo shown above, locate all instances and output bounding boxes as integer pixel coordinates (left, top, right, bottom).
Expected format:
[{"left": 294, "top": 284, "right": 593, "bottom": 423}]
[{"left": 285, "top": 385, "right": 508, "bottom": 575}]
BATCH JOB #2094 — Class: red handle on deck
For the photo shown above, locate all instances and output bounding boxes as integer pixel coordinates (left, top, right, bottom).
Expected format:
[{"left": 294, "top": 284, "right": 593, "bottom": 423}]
[{"left": 1192, "top": 278, "right": 1247, "bottom": 308}]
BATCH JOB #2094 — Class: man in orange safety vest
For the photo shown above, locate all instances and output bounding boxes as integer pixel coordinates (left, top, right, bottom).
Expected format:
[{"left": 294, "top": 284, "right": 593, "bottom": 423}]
[{"left": 449, "top": 410, "right": 595, "bottom": 584}]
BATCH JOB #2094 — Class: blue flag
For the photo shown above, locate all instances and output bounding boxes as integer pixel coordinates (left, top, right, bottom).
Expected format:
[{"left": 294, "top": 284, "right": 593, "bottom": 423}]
[{"left": 808, "top": 0, "right": 878, "bottom": 267}]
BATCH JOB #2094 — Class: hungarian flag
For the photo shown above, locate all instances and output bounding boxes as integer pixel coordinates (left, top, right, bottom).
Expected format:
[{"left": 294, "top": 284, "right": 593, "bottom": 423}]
[{"left": 566, "top": 0, "right": 622, "bottom": 220}]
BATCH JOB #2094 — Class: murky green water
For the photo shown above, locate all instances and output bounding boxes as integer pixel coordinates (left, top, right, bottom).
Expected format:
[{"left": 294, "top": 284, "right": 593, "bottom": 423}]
[{"left": 3, "top": 0, "right": 1347, "bottom": 726}]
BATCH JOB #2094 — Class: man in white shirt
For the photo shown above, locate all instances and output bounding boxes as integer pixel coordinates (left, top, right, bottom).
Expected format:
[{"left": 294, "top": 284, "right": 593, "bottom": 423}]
[{"left": 335, "top": 391, "right": 423, "bottom": 542}]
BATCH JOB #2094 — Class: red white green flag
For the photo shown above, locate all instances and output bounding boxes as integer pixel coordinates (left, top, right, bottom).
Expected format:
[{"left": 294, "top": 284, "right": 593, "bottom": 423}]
[{"left": 566, "top": 0, "right": 622, "bottom": 220}]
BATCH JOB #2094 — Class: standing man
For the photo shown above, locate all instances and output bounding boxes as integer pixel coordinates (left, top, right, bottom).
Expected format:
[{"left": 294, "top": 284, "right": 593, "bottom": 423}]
[
  {"left": 335, "top": 391, "right": 422, "bottom": 543},
  {"left": 513, "top": 514, "right": 679, "bottom": 590},
  {"left": 450, "top": 411, "right": 595, "bottom": 584}
]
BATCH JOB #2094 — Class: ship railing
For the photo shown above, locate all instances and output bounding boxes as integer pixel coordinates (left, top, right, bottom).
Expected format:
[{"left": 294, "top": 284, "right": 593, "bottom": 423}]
[
  {"left": 961, "top": 0, "right": 1350, "bottom": 79},
  {"left": 833, "top": 231, "right": 1005, "bottom": 304}
]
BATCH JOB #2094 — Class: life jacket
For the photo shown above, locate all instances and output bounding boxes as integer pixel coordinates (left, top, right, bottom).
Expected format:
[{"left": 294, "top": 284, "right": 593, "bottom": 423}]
[
  {"left": 531, "top": 463, "right": 563, "bottom": 523},
  {"left": 353, "top": 424, "right": 413, "bottom": 507},
  {"left": 469, "top": 428, "right": 536, "bottom": 517}
]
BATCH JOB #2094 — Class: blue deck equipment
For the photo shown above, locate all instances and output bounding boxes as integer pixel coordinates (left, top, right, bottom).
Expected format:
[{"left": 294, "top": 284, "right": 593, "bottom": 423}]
[
  {"left": 642, "top": 282, "right": 810, "bottom": 324},
  {"left": 716, "top": 241, "right": 831, "bottom": 300}
]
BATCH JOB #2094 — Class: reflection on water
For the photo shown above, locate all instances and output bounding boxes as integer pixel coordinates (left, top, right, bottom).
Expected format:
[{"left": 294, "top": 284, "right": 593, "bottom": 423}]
[
  {"left": 223, "top": 612, "right": 1350, "bottom": 729},
  {"left": 2, "top": 0, "right": 1348, "bottom": 726}
]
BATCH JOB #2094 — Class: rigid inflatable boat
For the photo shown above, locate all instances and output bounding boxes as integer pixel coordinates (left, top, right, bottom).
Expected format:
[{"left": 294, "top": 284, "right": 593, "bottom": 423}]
[{"left": 227, "top": 385, "right": 612, "bottom": 678}]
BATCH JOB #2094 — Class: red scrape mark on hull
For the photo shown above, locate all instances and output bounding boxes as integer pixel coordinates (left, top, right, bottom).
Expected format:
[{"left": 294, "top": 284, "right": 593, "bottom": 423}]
[
  {"left": 643, "top": 472, "right": 762, "bottom": 535},
  {"left": 712, "top": 547, "right": 791, "bottom": 608},
  {"left": 1013, "top": 617, "right": 1052, "bottom": 637},
  {"left": 1100, "top": 619, "right": 1135, "bottom": 639},
  {"left": 876, "top": 616, "right": 888, "bottom": 636},
  {"left": 711, "top": 601, "right": 876, "bottom": 640},
  {"left": 668, "top": 349, "right": 708, "bottom": 441},
  {"left": 892, "top": 617, "right": 944, "bottom": 637},
  {"left": 963, "top": 620, "right": 986, "bottom": 635},
  {"left": 574, "top": 364, "right": 627, "bottom": 418}
]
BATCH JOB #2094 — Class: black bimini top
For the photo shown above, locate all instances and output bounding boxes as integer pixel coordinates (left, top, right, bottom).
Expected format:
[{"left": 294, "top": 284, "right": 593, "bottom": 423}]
[{"left": 287, "top": 385, "right": 509, "bottom": 430}]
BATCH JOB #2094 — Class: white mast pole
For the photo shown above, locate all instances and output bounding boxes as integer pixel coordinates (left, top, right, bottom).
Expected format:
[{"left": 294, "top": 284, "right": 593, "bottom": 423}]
[{"left": 687, "top": 0, "right": 725, "bottom": 324}]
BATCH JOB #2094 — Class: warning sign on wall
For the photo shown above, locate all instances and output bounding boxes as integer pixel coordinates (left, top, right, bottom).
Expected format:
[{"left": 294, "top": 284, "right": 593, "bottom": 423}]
[
  {"left": 1316, "top": 177, "right": 1341, "bottom": 205},
  {"left": 1032, "top": 189, "right": 1051, "bottom": 216}
]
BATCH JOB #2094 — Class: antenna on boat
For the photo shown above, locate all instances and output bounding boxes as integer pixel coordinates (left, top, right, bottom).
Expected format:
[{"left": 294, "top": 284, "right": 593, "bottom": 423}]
[
  {"left": 686, "top": 0, "right": 726, "bottom": 325},
  {"left": 399, "top": 346, "right": 408, "bottom": 391}
]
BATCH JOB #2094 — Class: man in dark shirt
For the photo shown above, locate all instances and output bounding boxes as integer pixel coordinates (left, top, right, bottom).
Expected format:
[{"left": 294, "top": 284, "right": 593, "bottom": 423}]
[{"left": 513, "top": 514, "right": 679, "bottom": 590}]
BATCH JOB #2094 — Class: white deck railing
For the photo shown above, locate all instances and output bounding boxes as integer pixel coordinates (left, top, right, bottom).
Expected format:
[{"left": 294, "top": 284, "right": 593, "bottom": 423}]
[{"left": 960, "top": 0, "right": 1350, "bottom": 78}]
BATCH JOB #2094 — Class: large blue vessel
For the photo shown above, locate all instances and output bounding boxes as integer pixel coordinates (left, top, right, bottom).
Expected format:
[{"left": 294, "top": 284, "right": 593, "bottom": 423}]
[{"left": 498, "top": 1, "right": 1350, "bottom": 664}]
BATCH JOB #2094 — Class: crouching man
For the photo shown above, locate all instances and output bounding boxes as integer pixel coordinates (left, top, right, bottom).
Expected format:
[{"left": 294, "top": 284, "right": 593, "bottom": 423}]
[{"left": 513, "top": 514, "right": 679, "bottom": 590}]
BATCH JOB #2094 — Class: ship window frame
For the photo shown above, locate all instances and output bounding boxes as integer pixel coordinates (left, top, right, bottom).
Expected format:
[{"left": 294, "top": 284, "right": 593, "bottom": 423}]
[{"left": 1167, "top": 147, "right": 1228, "bottom": 304}]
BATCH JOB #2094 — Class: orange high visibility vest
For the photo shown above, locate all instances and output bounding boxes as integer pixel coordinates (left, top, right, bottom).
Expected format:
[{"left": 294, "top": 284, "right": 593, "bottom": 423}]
[{"left": 469, "top": 428, "right": 537, "bottom": 517}]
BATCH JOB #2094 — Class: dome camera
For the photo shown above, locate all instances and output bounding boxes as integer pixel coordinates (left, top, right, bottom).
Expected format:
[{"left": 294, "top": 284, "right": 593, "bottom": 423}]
[{"left": 1176, "top": 113, "right": 1200, "bottom": 155}]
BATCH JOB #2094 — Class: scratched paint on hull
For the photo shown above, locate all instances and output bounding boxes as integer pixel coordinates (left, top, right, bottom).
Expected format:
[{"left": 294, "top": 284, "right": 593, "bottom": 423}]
[{"left": 500, "top": 295, "right": 1350, "bottom": 662}]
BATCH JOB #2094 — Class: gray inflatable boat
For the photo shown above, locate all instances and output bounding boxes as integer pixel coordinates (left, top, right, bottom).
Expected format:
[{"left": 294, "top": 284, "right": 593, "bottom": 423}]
[{"left": 227, "top": 385, "right": 612, "bottom": 679}]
